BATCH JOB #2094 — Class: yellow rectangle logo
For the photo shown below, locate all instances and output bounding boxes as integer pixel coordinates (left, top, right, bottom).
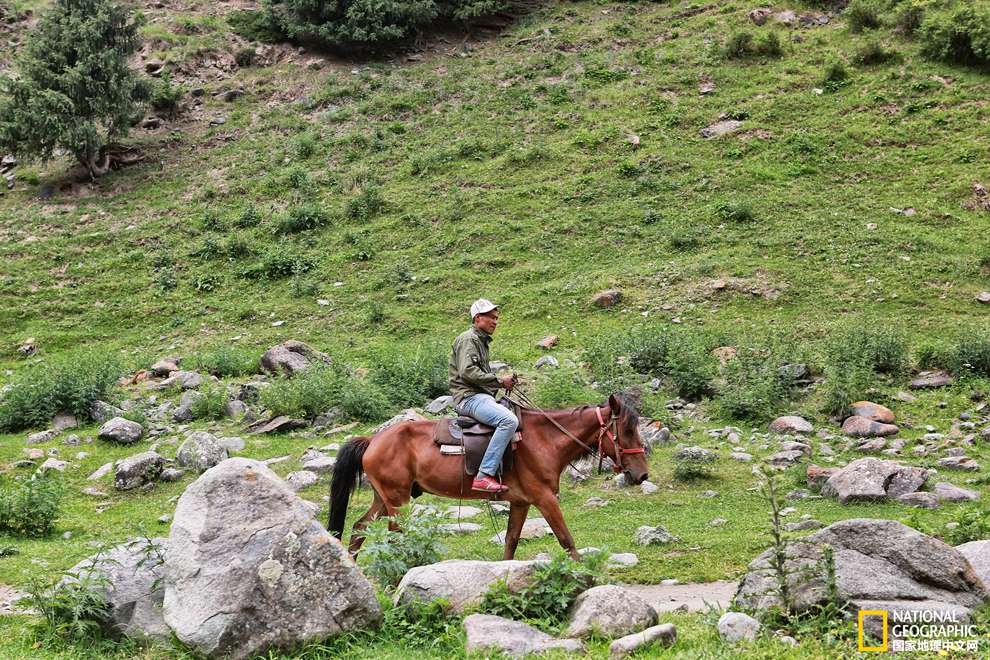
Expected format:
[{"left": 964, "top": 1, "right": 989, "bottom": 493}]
[{"left": 858, "top": 610, "right": 889, "bottom": 652}]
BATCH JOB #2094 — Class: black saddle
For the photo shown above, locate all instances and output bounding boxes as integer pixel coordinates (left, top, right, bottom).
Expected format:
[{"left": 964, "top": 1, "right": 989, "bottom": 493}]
[{"left": 432, "top": 399, "right": 522, "bottom": 475}]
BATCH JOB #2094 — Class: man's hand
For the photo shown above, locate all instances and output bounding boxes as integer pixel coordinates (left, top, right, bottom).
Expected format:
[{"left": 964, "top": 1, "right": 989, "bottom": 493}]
[{"left": 500, "top": 374, "right": 516, "bottom": 390}]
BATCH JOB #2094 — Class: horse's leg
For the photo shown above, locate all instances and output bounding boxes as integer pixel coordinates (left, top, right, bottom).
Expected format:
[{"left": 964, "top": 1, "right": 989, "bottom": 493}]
[
  {"left": 532, "top": 491, "right": 579, "bottom": 560},
  {"left": 348, "top": 490, "right": 386, "bottom": 554},
  {"left": 503, "top": 502, "right": 530, "bottom": 560}
]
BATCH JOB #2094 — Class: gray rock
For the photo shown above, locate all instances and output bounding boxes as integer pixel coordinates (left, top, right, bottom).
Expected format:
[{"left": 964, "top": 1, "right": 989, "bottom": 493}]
[
  {"left": 88, "top": 462, "right": 113, "bottom": 481},
  {"left": 780, "top": 440, "right": 812, "bottom": 456},
  {"left": 640, "top": 480, "right": 659, "bottom": 495},
  {"left": 634, "top": 525, "right": 679, "bottom": 546},
  {"left": 821, "top": 458, "right": 930, "bottom": 504},
  {"left": 639, "top": 422, "right": 671, "bottom": 448},
  {"left": 150, "top": 359, "right": 179, "bottom": 377},
  {"left": 52, "top": 413, "right": 78, "bottom": 431},
  {"left": 934, "top": 482, "right": 980, "bottom": 502},
  {"left": 223, "top": 400, "right": 248, "bottom": 419},
  {"left": 99, "top": 417, "right": 144, "bottom": 444},
  {"left": 26, "top": 429, "right": 58, "bottom": 444},
  {"left": 438, "top": 523, "right": 482, "bottom": 535},
  {"left": 910, "top": 371, "right": 953, "bottom": 389},
  {"left": 218, "top": 436, "right": 245, "bottom": 453},
  {"left": 955, "top": 540, "right": 990, "bottom": 589},
  {"left": 731, "top": 452, "right": 753, "bottom": 462},
  {"left": 394, "top": 559, "right": 540, "bottom": 613},
  {"left": 609, "top": 623, "right": 677, "bottom": 657},
  {"left": 114, "top": 451, "right": 165, "bottom": 490},
  {"left": 535, "top": 356, "right": 559, "bottom": 369},
  {"left": 841, "top": 415, "right": 899, "bottom": 438},
  {"left": 158, "top": 370, "right": 203, "bottom": 390},
  {"left": 260, "top": 340, "right": 332, "bottom": 377},
  {"left": 176, "top": 432, "right": 228, "bottom": 473},
  {"left": 284, "top": 471, "right": 318, "bottom": 492},
  {"left": 172, "top": 391, "right": 203, "bottom": 422},
  {"left": 584, "top": 497, "right": 609, "bottom": 508},
  {"left": 64, "top": 538, "right": 169, "bottom": 640},
  {"left": 938, "top": 456, "right": 981, "bottom": 471},
  {"left": 374, "top": 409, "right": 427, "bottom": 434},
  {"left": 733, "top": 519, "right": 988, "bottom": 621},
  {"left": 463, "top": 614, "right": 584, "bottom": 658},
  {"left": 675, "top": 446, "right": 716, "bottom": 461},
  {"left": 236, "top": 382, "right": 264, "bottom": 404},
  {"left": 717, "top": 611, "right": 761, "bottom": 643},
  {"left": 897, "top": 492, "right": 940, "bottom": 509},
  {"left": 302, "top": 456, "right": 336, "bottom": 474},
  {"left": 160, "top": 468, "right": 185, "bottom": 482},
  {"left": 784, "top": 519, "right": 824, "bottom": 532},
  {"left": 565, "top": 584, "right": 657, "bottom": 638},
  {"left": 490, "top": 518, "right": 550, "bottom": 544},
  {"left": 425, "top": 395, "right": 453, "bottom": 414},
  {"left": 90, "top": 400, "right": 124, "bottom": 423},
  {"left": 163, "top": 458, "right": 381, "bottom": 659},
  {"left": 63, "top": 434, "right": 82, "bottom": 446},
  {"left": 446, "top": 505, "right": 482, "bottom": 519},
  {"left": 767, "top": 449, "right": 806, "bottom": 468},
  {"left": 39, "top": 458, "right": 68, "bottom": 472},
  {"left": 700, "top": 119, "right": 743, "bottom": 139},
  {"left": 608, "top": 553, "right": 640, "bottom": 569},
  {"left": 850, "top": 401, "right": 895, "bottom": 423},
  {"left": 768, "top": 416, "right": 813, "bottom": 435}
]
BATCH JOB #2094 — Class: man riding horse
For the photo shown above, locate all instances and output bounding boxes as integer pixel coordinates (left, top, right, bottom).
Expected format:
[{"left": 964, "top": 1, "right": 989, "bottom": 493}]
[{"left": 449, "top": 298, "right": 517, "bottom": 494}]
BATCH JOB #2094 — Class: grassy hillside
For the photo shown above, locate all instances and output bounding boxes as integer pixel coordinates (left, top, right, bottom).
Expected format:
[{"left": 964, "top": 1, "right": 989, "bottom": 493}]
[
  {"left": 2, "top": 0, "right": 990, "bottom": 658},
  {"left": 2, "top": 0, "right": 990, "bottom": 374}
]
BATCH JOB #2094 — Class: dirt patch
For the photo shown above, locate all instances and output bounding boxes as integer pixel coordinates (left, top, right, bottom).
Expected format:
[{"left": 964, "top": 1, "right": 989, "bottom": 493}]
[
  {"left": 686, "top": 272, "right": 787, "bottom": 302},
  {"left": 622, "top": 580, "right": 737, "bottom": 614}
]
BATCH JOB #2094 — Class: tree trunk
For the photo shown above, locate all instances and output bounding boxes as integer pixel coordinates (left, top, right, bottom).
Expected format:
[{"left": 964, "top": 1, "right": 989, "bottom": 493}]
[{"left": 78, "top": 146, "right": 111, "bottom": 179}]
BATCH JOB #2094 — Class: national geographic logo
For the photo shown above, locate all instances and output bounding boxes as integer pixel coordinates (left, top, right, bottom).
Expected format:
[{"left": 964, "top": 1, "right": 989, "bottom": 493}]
[{"left": 858, "top": 608, "right": 983, "bottom": 653}]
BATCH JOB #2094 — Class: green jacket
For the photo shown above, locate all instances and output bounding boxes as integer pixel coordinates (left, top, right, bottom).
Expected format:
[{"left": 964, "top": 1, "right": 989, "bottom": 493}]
[{"left": 448, "top": 326, "right": 501, "bottom": 406}]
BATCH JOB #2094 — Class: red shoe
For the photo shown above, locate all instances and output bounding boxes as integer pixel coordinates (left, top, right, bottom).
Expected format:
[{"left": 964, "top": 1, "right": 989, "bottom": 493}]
[{"left": 472, "top": 475, "right": 509, "bottom": 493}]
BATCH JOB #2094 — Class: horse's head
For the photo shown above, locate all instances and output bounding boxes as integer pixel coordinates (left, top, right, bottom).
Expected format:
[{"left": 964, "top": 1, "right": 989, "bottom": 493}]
[{"left": 607, "top": 393, "right": 649, "bottom": 485}]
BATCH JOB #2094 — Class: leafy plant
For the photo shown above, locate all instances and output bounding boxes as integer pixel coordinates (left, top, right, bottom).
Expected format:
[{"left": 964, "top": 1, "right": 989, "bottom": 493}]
[
  {"left": 0, "top": 352, "right": 123, "bottom": 432},
  {"left": 189, "top": 383, "right": 229, "bottom": 420},
  {"left": 673, "top": 452, "right": 716, "bottom": 481},
  {"left": 20, "top": 570, "right": 111, "bottom": 643},
  {"left": 719, "top": 343, "right": 799, "bottom": 421},
  {"left": 846, "top": 0, "right": 882, "bottom": 31},
  {"left": 919, "top": 2, "right": 990, "bottom": 65},
  {"left": 358, "top": 507, "right": 446, "bottom": 588},
  {"left": 853, "top": 40, "right": 902, "bottom": 65},
  {"left": 479, "top": 552, "right": 606, "bottom": 629},
  {"left": 533, "top": 369, "right": 600, "bottom": 409},
  {"left": 148, "top": 73, "right": 184, "bottom": 116},
  {"left": 368, "top": 343, "right": 449, "bottom": 408},
  {"left": 0, "top": 0, "right": 145, "bottom": 177},
  {"left": 273, "top": 203, "right": 333, "bottom": 234},
  {"left": 0, "top": 472, "right": 65, "bottom": 536}
]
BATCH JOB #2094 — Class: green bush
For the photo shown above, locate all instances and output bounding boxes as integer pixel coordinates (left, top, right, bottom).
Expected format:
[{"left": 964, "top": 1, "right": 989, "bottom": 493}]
[
  {"left": 21, "top": 570, "right": 111, "bottom": 643},
  {"left": 148, "top": 73, "right": 184, "bottom": 116},
  {"left": 479, "top": 552, "right": 605, "bottom": 628},
  {"left": 240, "top": 244, "right": 314, "bottom": 280},
  {"left": 715, "top": 200, "right": 755, "bottom": 223},
  {"left": 0, "top": 0, "right": 145, "bottom": 177},
  {"left": 664, "top": 334, "right": 716, "bottom": 400},
  {"left": 820, "top": 326, "right": 906, "bottom": 416},
  {"left": 188, "top": 346, "right": 258, "bottom": 378},
  {"left": 228, "top": 9, "right": 283, "bottom": 43},
  {"left": 189, "top": 384, "right": 228, "bottom": 421},
  {"left": 260, "top": 364, "right": 344, "bottom": 419},
  {"left": 338, "top": 377, "right": 393, "bottom": 422},
  {"left": 0, "top": 352, "right": 123, "bottom": 432},
  {"left": 846, "top": 0, "right": 882, "bottom": 31},
  {"left": 234, "top": 204, "right": 262, "bottom": 228},
  {"left": 821, "top": 60, "right": 850, "bottom": 89},
  {"left": 358, "top": 507, "right": 446, "bottom": 588},
  {"left": 941, "top": 502, "right": 990, "bottom": 545},
  {"left": 948, "top": 332, "right": 990, "bottom": 378},
  {"left": 719, "top": 344, "right": 799, "bottom": 421},
  {"left": 234, "top": 47, "right": 256, "bottom": 68},
  {"left": 532, "top": 369, "right": 600, "bottom": 409},
  {"left": 583, "top": 335, "right": 638, "bottom": 394},
  {"left": 263, "top": 0, "right": 508, "bottom": 50},
  {"left": 673, "top": 452, "right": 716, "bottom": 481},
  {"left": 919, "top": 2, "right": 990, "bottom": 65},
  {"left": 853, "top": 40, "right": 902, "bottom": 65},
  {"left": 368, "top": 344, "right": 449, "bottom": 409},
  {"left": 345, "top": 184, "right": 387, "bottom": 221},
  {"left": 721, "top": 31, "right": 784, "bottom": 59},
  {"left": 0, "top": 472, "right": 64, "bottom": 537},
  {"left": 273, "top": 203, "right": 333, "bottom": 234}
]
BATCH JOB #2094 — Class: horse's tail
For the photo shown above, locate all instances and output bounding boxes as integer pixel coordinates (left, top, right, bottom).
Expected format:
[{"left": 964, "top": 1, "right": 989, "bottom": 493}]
[{"left": 328, "top": 435, "right": 371, "bottom": 539}]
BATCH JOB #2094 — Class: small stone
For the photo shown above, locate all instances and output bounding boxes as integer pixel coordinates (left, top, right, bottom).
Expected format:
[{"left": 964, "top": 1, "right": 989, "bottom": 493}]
[
  {"left": 634, "top": 525, "right": 679, "bottom": 546},
  {"left": 933, "top": 482, "right": 980, "bottom": 502},
  {"left": 158, "top": 514, "right": 171, "bottom": 524},
  {"left": 842, "top": 415, "right": 899, "bottom": 438},
  {"left": 583, "top": 497, "right": 609, "bottom": 508},
  {"left": 425, "top": 395, "right": 454, "bottom": 414},
  {"left": 910, "top": 371, "right": 953, "bottom": 389},
  {"left": 592, "top": 289, "right": 622, "bottom": 308},
  {"left": 937, "top": 456, "right": 980, "bottom": 471},
  {"left": 849, "top": 401, "right": 895, "bottom": 424},
  {"left": 99, "top": 417, "right": 145, "bottom": 444},
  {"left": 730, "top": 452, "right": 753, "bottom": 462},
  {"left": 717, "top": 612, "right": 761, "bottom": 643},
  {"left": 768, "top": 416, "right": 813, "bottom": 434},
  {"left": 159, "top": 468, "right": 185, "bottom": 482},
  {"left": 700, "top": 119, "right": 743, "bottom": 139},
  {"left": 438, "top": 523, "right": 482, "bottom": 535},
  {"left": 302, "top": 456, "right": 336, "bottom": 474},
  {"left": 88, "top": 462, "right": 113, "bottom": 481},
  {"left": 39, "top": 458, "right": 68, "bottom": 472},
  {"left": 26, "top": 429, "right": 59, "bottom": 444},
  {"left": 897, "top": 492, "right": 940, "bottom": 509},
  {"left": 640, "top": 480, "right": 659, "bottom": 495},
  {"left": 535, "top": 356, "right": 559, "bottom": 370},
  {"left": 537, "top": 335, "right": 558, "bottom": 349},
  {"left": 285, "top": 471, "right": 319, "bottom": 492},
  {"left": 709, "top": 518, "right": 727, "bottom": 527},
  {"left": 977, "top": 292, "right": 990, "bottom": 304},
  {"left": 784, "top": 519, "right": 824, "bottom": 532}
]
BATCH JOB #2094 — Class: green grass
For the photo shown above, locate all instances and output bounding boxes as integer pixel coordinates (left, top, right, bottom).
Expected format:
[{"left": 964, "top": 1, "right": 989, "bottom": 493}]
[{"left": 2, "top": 0, "right": 990, "bottom": 657}]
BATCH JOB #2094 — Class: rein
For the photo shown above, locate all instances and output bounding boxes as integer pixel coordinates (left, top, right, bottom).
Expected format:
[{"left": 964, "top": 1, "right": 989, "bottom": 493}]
[{"left": 507, "top": 389, "right": 643, "bottom": 474}]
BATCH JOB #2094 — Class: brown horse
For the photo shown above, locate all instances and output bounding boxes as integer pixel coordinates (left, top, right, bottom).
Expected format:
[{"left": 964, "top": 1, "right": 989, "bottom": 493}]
[{"left": 328, "top": 394, "right": 650, "bottom": 560}]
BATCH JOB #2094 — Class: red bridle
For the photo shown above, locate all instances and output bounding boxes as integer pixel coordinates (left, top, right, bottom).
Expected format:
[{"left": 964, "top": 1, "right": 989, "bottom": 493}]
[{"left": 595, "top": 406, "right": 646, "bottom": 473}]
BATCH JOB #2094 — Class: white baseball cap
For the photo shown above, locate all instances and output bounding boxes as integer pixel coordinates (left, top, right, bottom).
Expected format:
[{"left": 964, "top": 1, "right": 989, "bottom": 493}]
[{"left": 470, "top": 298, "right": 499, "bottom": 319}]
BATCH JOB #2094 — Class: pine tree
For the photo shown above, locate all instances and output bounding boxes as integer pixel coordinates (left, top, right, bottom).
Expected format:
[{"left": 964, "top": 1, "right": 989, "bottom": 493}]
[{"left": 0, "top": 0, "right": 144, "bottom": 177}]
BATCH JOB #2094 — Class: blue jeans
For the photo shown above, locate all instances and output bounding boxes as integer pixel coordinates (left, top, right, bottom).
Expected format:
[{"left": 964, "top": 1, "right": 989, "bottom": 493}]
[{"left": 457, "top": 394, "right": 518, "bottom": 477}]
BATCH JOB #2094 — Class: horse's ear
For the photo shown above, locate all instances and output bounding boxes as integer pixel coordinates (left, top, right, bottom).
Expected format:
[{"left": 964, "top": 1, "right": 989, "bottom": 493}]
[{"left": 608, "top": 394, "right": 620, "bottom": 413}]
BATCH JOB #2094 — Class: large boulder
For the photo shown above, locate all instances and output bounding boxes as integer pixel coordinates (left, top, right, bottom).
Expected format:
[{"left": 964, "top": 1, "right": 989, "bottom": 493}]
[
  {"left": 734, "top": 519, "right": 989, "bottom": 633},
  {"left": 172, "top": 391, "right": 202, "bottom": 422},
  {"left": 158, "top": 370, "right": 203, "bottom": 390},
  {"left": 564, "top": 584, "right": 658, "bottom": 638},
  {"left": 163, "top": 458, "right": 381, "bottom": 659},
  {"left": 63, "top": 538, "right": 168, "bottom": 640},
  {"left": 821, "top": 458, "right": 929, "bottom": 504},
  {"left": 850, "top": 401, "right": 895, "bottom": 424},
  {"left": 394, "top": 559, "right": 540, "bottom": 613},
  {"left": 176, "top": 431, "right": 228, "bottom": 472},
  {"left": 98, "top": 417, "right": 144, "bottom": 444},
  {"left": 114, "top": 451, "right": 165, "bottom": 490},
  {"left": 956, "top": 541, "right": 990, "bottom": 589},
  {"left": 463, "top": 614, "right": 583, "bottom": 657},
  {"left": 717, "top": 611, "right": 761, "bottom": 643},
  {"left": 260, "top": 340, "right": 332, "bottom": 377}
]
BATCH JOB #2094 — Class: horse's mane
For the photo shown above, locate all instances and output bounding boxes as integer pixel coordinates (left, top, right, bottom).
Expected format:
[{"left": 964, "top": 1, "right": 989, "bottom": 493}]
[{"left": 519, "top": 395, "right": 640, "bottom": 427}]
